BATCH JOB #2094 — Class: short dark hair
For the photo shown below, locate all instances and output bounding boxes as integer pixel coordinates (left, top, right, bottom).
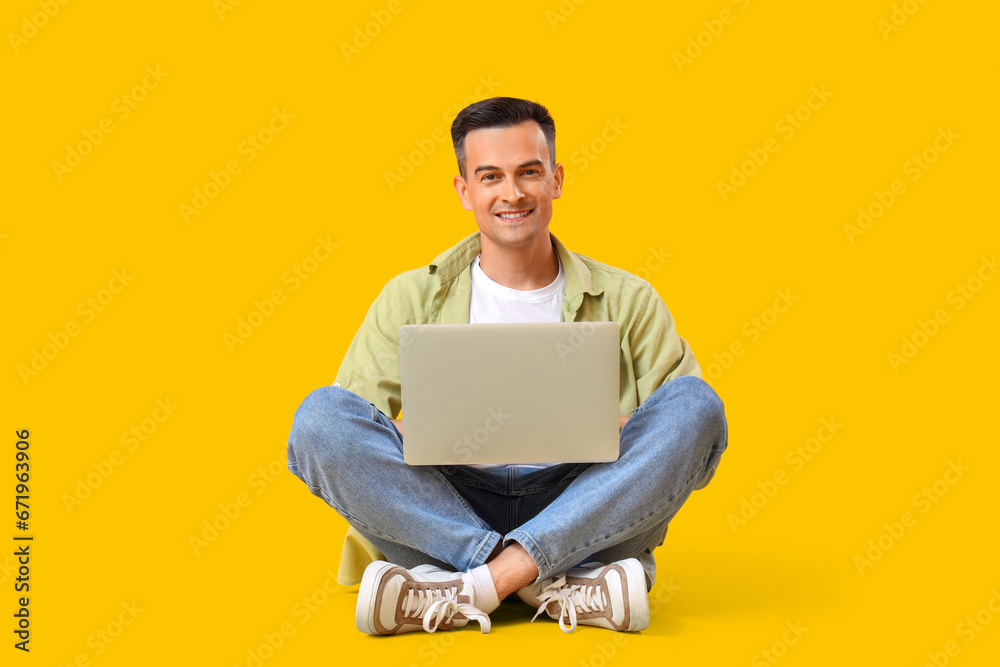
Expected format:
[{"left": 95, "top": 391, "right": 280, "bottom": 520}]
[{"left": 451, "top": 97, "right": 556, "bottom": 179}]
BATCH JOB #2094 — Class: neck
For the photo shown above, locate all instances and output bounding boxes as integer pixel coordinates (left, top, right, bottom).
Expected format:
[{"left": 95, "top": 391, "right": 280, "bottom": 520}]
[{"left": 478, "top": 232, "right": 559, "bottom": 290}]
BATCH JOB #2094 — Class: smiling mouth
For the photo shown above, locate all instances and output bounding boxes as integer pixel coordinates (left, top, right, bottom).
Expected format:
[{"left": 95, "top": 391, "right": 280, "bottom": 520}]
[{"left": 494, "top": 208, "right": 534, "bottom": 222}]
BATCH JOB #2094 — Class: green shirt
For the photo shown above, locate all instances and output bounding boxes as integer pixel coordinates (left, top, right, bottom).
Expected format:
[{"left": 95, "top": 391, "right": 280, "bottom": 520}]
[{"left": 334, "top": 231, "right": 701, "bottom": 419}]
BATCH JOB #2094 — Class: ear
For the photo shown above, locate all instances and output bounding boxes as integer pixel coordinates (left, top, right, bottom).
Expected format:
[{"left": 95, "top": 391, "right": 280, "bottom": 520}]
[
  {"left": 453, "top": 175, "right": 473, "bottom": 211},
  {"left": 552, "top": 163, "right": 564, "bottom": 200}
]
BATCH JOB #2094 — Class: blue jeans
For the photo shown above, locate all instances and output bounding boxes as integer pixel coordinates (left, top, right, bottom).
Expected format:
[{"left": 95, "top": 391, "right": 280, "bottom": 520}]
[{"left": 286, "top": 375, "right": 727, "bottom": 588}]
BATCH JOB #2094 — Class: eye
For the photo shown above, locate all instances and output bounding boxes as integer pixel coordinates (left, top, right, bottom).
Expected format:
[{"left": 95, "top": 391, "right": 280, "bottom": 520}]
[
  {"left": 481, "top": 173, "right": 498, "bottom": 182},
  {"left": 523, "top": 169, "right": 537, "bottom": 176}
]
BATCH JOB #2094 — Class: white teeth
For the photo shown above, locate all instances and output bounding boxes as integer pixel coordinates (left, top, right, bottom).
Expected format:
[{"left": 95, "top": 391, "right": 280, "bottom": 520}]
[{"left": 498, "top": 211, "right": 528, "bottom": 219}]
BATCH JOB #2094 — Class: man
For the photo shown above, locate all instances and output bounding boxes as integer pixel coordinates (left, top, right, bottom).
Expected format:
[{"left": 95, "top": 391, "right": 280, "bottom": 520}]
[{"left": 287, "top": 97, "right": 727, "bottom": 636}]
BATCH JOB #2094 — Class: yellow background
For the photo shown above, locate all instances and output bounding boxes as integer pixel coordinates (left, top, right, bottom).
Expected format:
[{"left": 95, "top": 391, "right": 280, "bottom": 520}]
[{"left": 4, "top": 0, "right": 998, "bottom": 664}]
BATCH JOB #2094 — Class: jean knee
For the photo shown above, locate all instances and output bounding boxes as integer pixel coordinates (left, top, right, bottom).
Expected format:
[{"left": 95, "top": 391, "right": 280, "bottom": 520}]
[
  {"left": 288, "top": 385, "right": 369, "bottom": 475},
  {"left": 685, "top": 377, "right": 726, "bottom": 437},
  {"left": 644, "top": 376, "right": 728, "bottom": 459},
  {"left": 685, "top": 381, "right": 728, "bottom": 490},
  {"left": 295, "top": 385, "right": 366, "bottom": 424},
  {"left": 649, "top": 372, "right": 722, "bottom": 411},
  {"left": 684, "top": 377, "right": 727, "bottom": 456}
]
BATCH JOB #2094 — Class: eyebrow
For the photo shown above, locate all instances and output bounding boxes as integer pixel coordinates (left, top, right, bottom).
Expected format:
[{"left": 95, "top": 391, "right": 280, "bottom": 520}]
[{"left": 473, "top": 159, "right": 545, "bottom": 175}]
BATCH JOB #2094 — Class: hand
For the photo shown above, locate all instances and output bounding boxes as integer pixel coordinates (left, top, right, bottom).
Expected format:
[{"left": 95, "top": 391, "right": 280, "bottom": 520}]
[
  {"left": 390, "top": 418, "right": 404, "bottom": 440},
  {"left": 618, "top": 413, "right": 630, "bottom": 432}
]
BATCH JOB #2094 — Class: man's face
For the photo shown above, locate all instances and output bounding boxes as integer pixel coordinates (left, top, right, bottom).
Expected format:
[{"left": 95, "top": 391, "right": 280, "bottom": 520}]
[{"left": 453, "top": 120, "right": 563, "bottom": 250}]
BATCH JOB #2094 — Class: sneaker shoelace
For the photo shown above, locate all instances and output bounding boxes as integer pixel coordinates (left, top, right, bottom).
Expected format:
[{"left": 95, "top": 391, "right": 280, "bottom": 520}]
[
  {"left": 530, "top": 575, "right": 607, "bottom": 633},
  {"left": 401, "top": 584, "right": 491, "bottom": 634}
]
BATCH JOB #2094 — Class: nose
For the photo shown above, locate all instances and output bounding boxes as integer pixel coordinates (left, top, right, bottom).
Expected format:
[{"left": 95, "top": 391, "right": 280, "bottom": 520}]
[{"left": 501, "top": 177, "right": 524, "bottom": 204}]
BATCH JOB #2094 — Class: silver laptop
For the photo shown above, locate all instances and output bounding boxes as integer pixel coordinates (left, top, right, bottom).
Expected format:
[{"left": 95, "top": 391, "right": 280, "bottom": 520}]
[{"left": 399, "top": 322, "right": 621, "bottom": 466}]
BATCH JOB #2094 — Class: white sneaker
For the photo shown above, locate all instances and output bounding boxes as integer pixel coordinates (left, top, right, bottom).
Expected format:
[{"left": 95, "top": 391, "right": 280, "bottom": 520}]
[
  {"left": 517, "top": 558, "right": 649, "bottom": 633},
  {"left": 356, "top": 561, "right": 491, "bottom": 635}
]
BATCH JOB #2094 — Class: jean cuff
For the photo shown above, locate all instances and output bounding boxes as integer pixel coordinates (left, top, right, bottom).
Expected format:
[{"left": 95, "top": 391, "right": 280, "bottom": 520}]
[
  {"left": 468, "top": 530, "right": 503, "bottom": 571},
  {"left": 503, "top": 529, "right": 550, "bottom": 583}
]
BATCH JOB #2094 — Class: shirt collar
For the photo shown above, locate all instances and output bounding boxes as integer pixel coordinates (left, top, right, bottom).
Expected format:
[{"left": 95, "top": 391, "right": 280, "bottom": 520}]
[{"left": 428, "top": 230, "right": 604, "bottom": 300}]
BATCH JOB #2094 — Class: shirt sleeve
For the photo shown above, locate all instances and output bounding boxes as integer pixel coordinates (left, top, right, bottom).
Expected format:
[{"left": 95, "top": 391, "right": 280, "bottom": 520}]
[
  {"left": 629, "top": 283, "right": 702, "bottom": 406},
  {"left": 333, "top": 279, "right": 403, "bottom": 419}
]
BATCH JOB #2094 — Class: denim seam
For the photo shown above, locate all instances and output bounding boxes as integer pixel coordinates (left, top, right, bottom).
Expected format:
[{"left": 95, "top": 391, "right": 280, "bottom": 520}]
[
  {"left": 468, "top": 531, "right": 503, "bottom": 570},
  {"left": 516, "top": 473, "right": 708, "bottom": 576},
  {"left": 424, "top": 465, "right": 499, "bottom": 533},
  {"left": 314, "top": 480, "right": 499, "bottom": 568},
  {"left": 446, "top": 486, "right": 496, "bottom": 533},
  {"left": 517, "top": 483, "right": 568, "bottom": 495},
  {"left": 442, "top": 478, "right": 510, "bottom": 494},
  {"left": 311, "top": 485, "right": 404, "bottom": 544},
  {"left": 504, "top": 530, "right": 550, "bottom": 578},
  {"left": 304, "top": 456, "right": 497, "bottom": 564}
]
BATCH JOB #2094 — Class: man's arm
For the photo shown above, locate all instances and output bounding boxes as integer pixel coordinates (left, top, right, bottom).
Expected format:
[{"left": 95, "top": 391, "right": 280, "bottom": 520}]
[
  {"left": 612, "top": 284, "right": 698, "bottom": 434},
  {"left": 334, "top": 280, "right": 404, "bottom": 419},
  {"left": 627, "top": 283, "right": 701, "bottom": 406}
]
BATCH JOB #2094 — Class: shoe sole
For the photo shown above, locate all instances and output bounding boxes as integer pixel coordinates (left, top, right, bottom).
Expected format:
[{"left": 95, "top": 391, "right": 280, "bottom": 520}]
[
  {"left": 356, "top": 560, "right": 395, "bottom": 635},
  {"left": 621, "top": 558, "right": 650, "bottom": 632}
]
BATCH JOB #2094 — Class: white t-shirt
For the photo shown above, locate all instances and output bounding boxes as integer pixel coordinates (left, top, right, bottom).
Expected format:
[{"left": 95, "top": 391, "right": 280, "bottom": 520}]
[
  {"left": 469, "top": 253, "right": 565, "bottom": 324},
  {"left": 468, "top": 252, "right": 565, "bottom": 469}
]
